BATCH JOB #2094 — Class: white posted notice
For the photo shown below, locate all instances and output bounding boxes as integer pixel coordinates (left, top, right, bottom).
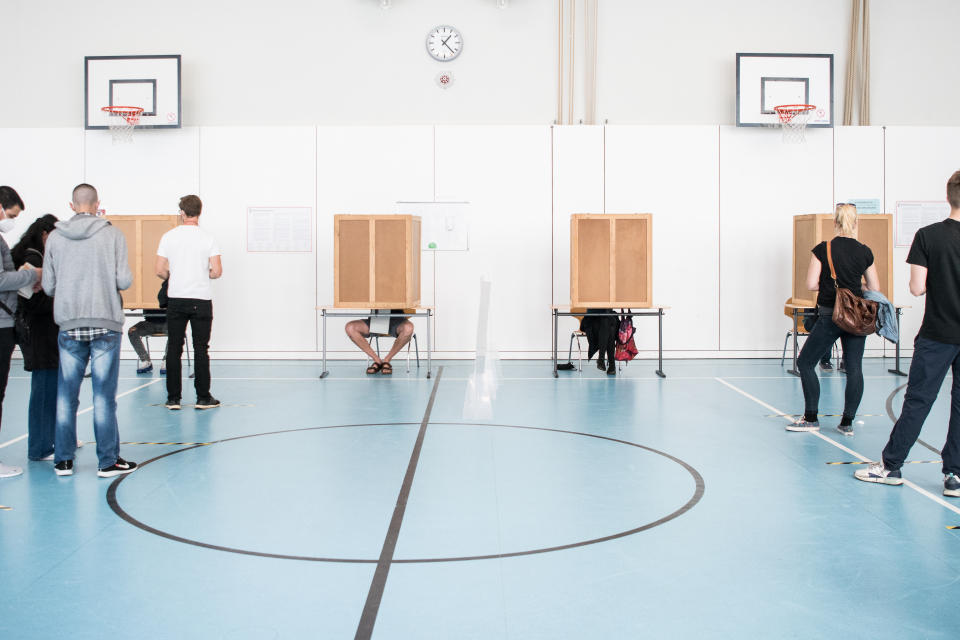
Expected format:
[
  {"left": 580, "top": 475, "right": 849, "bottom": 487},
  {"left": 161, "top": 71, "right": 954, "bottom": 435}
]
[
  {"left": 896, "top": 201, "right": 949, "bottom": 247},
  {"left": 247, "top": 207, "right": 312, "bottom": 252}
]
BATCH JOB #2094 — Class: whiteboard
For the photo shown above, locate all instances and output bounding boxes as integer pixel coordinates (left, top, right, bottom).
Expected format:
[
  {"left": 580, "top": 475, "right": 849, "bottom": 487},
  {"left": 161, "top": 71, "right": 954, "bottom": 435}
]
[{"left": 395, "top": 201, "right": 470, "bottom": 251}]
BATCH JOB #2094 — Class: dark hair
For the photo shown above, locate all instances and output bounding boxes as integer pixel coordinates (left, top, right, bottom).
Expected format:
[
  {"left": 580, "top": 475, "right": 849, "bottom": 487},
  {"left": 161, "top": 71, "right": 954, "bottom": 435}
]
[
  {"left": 11, "top": 214, "right": 58, "bottom": 268},
  {"left": 179, "top": 194, "right": 202, "bottom": 218},
  {"left": 0, "top": 186, "right": 25, "bottom": 211},
  {"left": 948, "top": 171, "right": 960, "bottom": 209}
]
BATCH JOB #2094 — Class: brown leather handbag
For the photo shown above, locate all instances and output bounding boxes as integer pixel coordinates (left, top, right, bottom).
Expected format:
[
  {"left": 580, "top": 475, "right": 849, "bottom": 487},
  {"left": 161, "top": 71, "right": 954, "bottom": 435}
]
[{"left": 826, "top": 240, "right": 878, "bottom": 336}]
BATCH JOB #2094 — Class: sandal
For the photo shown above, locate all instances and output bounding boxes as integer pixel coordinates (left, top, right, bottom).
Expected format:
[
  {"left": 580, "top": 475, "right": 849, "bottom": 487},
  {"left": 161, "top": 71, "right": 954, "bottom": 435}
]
[
  {"left": 366, "top": 362, "right": 382, "bottom": 374},
  {"left": 380, "top": 362, "right": 393, "bottom": 375}
]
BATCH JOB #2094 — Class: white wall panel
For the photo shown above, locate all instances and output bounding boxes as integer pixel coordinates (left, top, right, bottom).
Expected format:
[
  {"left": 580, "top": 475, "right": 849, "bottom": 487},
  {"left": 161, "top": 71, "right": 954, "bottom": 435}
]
[
  {"left": 435, "top": 126, "right": 552, "bottom": 355},
  {"left": 605, "top": 126, "right": 720, "bottom": 352},
  {"left": 883, "top": 127, "right": 960, "bottom": 351},
  {"left": 834, "top": 126, "right": 885, "bottom": 205},
  {"left": 315, "top": 126, "right": 434, "bottom": 355},
  {"left": 84, "top": 127, "right": 200, "bottom": 214},
  {"left": 719, "top": 126, "right": 834, "bottom": 351},
  {"left": 551, "top": 126, "right": 604, "bottom": 309},
  {"left": 199, "top": 126, "right": 317, "bottom": 352},
  {"left": 0, "top": 128, "right": 83, "bottom": 242}
]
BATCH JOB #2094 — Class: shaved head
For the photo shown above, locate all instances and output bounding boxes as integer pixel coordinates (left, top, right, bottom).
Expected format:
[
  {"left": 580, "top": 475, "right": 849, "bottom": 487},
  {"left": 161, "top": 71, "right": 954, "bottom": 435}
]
[{"left": 72, "top": 183, "right": 98, "bottom": 208}]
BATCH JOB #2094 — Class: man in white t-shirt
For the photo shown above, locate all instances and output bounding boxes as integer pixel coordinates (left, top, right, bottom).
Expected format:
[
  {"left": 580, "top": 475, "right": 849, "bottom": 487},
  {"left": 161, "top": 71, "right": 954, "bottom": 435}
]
[{"left": 155, "top": 195, "right": 223, "bottom": 410}]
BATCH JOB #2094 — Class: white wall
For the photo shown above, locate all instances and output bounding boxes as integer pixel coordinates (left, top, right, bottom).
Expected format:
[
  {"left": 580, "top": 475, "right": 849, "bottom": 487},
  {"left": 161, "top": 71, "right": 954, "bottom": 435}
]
[
  {"left": 2, "top": 123, "right": 955, "bottom": 360},
  {"left": 3, "top": 1, "right": 960, "bottom": 127}
]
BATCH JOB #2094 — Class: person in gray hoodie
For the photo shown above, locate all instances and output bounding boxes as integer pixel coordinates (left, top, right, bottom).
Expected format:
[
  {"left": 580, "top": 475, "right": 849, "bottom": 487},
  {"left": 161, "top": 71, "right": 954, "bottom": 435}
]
[
  {"left": 41, "top": 184, "right": 138, "bottom": 478},
  {"left": 0, "top": 186, "right": 42, "bottom": 479}
]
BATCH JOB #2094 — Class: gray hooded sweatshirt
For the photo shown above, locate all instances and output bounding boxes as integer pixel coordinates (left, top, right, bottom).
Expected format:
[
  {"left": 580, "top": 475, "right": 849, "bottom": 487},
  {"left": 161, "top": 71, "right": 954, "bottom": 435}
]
[
  {"left": 42, "top": 214, "right": 132, "bottom": 332},
  {"left": 0, "top": 236, "right": 39, "bottom": 328}
]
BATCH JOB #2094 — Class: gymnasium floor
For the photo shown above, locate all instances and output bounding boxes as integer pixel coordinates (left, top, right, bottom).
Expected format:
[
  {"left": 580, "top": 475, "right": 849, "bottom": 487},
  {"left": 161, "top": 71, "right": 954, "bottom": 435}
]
[{"left": 0, "top": 356, "right": 958, "bottom": 639}]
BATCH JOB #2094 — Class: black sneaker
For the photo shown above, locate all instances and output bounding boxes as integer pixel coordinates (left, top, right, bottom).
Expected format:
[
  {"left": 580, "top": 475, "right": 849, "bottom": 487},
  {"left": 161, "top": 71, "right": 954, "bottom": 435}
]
[
  {"left": 195, "top": 396, "right": 221, "bottom": 410},
  {"left": 819, "top": 360, "right": 833, "bottom": 372},
  {"left": 98, "top": 458, "right": 138, "bottom": 478},
  {"left": 54, "top": 460, "right": 74, "bottom": 476},
  {"left": 165, "top": 398, "right": 181, "bottom": 410},
  {"left": 945, "top": 473, "right": 960, "bottom": 498}
]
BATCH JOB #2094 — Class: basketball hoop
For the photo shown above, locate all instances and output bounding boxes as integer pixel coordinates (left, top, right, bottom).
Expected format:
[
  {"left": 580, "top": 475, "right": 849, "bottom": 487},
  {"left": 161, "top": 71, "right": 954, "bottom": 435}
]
[
  {"left": 774, "top": 104, "right": 816, "bottom": 144},
  {"left": 101, "top": 106, "right": 143, "bottom": 144}
]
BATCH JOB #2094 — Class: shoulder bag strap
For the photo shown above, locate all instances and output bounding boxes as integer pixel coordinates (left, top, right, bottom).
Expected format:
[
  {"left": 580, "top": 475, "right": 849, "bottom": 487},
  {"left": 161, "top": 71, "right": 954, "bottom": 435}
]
[{"left": 825, "top": 239, "right": 839, "bottom": 287}]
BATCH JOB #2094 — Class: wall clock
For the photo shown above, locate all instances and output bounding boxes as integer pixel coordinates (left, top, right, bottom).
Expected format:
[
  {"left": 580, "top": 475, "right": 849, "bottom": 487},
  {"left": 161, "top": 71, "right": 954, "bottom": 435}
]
[{"left": 426, "top": 25, "right": 462, "bottom": 62}]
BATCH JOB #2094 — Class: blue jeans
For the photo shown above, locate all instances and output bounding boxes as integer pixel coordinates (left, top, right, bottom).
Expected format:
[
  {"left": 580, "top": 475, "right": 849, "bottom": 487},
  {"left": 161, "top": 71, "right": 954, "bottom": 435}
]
[
  {"left": 882, "top": 336, "right": 960, "bottom": 475},
  {"left": 796, "top": 307, "right": 866, "bottom": 418},
  {"left": 27, "top": 368, "right": 57, "bottom": 460},
  {"left": 54, "top": 331, "right": 121, "bottom": 468}
]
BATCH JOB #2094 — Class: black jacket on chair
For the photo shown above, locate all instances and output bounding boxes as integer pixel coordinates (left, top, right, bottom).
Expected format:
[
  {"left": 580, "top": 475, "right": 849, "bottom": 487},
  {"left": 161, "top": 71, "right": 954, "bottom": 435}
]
[{"left": 580, "top": 309, "right": 618, "bottom": 364}]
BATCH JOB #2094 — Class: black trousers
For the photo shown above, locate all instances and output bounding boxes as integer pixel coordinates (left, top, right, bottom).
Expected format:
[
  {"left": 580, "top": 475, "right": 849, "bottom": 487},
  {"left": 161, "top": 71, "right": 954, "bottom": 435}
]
[
  {"left": 0, "top": 327, "right": 15, "bottom": 434},
  {"left": 166, "top": 298, "right": 213, "bottom": 401}
]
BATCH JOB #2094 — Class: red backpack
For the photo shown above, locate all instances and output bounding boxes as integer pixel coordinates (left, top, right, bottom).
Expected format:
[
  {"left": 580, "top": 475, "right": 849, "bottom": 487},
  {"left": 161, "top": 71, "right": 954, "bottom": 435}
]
[{"left": 615, "top": 313, "right": 639, "bottom": 362}]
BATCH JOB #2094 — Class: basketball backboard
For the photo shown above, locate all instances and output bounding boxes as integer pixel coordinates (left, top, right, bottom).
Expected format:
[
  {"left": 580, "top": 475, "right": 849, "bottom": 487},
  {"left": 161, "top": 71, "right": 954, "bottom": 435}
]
[
  {"left": 85, "top": 55, "right": 181, "bottom": 129},
  {"left": 736, "top": 53, "right": 833, "bottom": 127}
]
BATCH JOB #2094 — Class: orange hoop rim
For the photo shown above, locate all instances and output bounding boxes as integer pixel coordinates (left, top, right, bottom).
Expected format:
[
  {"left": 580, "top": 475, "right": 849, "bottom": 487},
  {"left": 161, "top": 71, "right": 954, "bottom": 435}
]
[
  {"left": 774, "top": 104, "right": 816, "bottom": 123},
  {"left": 101, "top": 105, "right": 144, "bottom": 116}
]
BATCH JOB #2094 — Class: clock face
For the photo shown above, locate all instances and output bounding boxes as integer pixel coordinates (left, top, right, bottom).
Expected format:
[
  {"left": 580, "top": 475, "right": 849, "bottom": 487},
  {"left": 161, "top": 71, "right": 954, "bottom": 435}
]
[{"left": 426, "top": 25, "right": 462, "bottom": 62}]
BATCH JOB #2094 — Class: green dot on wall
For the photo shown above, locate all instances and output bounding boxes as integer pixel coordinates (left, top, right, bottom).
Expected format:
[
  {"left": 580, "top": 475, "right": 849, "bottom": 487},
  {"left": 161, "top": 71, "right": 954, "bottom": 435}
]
[{"left": 428, "top": 242, "right": 437, "bottom": 249}]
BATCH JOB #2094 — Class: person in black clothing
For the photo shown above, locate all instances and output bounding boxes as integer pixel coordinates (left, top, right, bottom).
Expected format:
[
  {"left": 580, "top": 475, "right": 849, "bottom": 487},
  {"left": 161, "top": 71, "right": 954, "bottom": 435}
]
[
  {"left": 855, "top": 170, "right": 960, "bottom": 496},
  {"left": 11, "top": 214, "right": 59, "bottom": 462},
  {"left": 788, "top": 203, "right": 880, "bottom": 436},
  {"left": 581, "top": 309, "right": 618, "bottom": 375},
  {"left": 128, "top": 280, "right": 170, "bottom": 374}
]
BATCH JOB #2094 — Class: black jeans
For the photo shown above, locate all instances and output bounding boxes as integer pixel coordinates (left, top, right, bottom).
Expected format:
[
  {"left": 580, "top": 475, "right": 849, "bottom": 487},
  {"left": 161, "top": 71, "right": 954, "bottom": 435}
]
[
  {"left": 127, "top": 320, "right": 169, "bottom": 361},
  {"left": 166, "top": 298, "right": 213, "bottom": 401},
  {"left": 0, "top": 327, "right": 15, "bottom": 434},
  {"left": 883, "top": 336, "right": 960, "bottom": 475},
  {"left": 796, "top": 307, "right": 866, "bottom": 418}
]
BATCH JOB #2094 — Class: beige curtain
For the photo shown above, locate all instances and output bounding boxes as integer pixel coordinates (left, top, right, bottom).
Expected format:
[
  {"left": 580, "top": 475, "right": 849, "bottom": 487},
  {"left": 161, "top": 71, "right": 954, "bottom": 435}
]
[{"left": 844, "top": 0, "right": 871, "bottom": 125}]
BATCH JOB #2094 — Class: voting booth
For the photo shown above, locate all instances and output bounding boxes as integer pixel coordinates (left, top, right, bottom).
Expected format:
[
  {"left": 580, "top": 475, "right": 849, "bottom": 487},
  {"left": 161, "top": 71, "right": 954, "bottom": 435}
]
[
  {"left": 334, "top": 215, "right": 421, "bottom": 309},
  {"left": 791, "top": 213, "right": 894, "bottom": 306},
  {"left": 106, "top": 214, "right": 180, "bottom": 309},
  {"left": 570, "top": 213, "right": 653, "bottom": 308}
]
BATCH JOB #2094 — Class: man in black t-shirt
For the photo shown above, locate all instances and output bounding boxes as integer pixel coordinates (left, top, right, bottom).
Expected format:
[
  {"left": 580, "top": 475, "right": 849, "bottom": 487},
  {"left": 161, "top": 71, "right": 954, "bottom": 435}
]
[{"left": 856, "top": 170, "right": 960, "bottom": 497}]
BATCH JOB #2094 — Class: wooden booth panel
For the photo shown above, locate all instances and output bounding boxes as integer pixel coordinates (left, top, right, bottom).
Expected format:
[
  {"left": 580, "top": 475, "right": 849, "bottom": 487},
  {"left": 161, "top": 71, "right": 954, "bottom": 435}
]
[
  {"left": 334, "top": 215, "right": 421, "bottom": 308},
  {"left": 791, "top": 213, "right": 894, "bottom": 306},
  {"left": 571, "top": 214, "right": 653, "bottom": 307},
  {"left": 106, "top": 214, "right": 180, "bottom": 309}
]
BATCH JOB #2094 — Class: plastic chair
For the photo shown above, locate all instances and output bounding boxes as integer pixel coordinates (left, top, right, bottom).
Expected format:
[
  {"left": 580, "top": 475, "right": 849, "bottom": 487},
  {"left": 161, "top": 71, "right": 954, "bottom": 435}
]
[{"left": 567, "top": 307, "right": 588, "bottom": 371}]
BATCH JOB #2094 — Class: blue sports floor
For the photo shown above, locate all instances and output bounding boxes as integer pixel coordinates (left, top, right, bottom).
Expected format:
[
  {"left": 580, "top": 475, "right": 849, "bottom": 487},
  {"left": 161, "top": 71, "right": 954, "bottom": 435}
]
[{"left": 0, "top": 357, "right": 958, "bottom": 639}]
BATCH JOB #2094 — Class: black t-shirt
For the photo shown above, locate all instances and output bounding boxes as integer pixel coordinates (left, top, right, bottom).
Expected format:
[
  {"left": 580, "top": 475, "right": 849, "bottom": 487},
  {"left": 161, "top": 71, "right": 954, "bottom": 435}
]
[
  {"left": 811, "top": 237, "right": 874, "bottom": 308},
  {"left": 907, "top": 218, "right": 960, "bottom": 344}
]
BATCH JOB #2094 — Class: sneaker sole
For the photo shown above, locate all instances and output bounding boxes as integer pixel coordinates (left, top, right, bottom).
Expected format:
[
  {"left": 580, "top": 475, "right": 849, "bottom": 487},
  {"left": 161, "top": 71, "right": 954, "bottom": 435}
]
[
  {"left": 54, "top": 468, "right": 73, "bottom": 477},
  {"left": 195, "top": 404, "right": 220, "bottom": 410},
  {"left": 944, "top": 488, "right": 960, "bottom": 497},
  {"left": 785, "top": 426, "right": 820, "bottom": 432},
  {"left": 165, "top": 404, "right": 181, "bottom": 410},
  {"left": 97, "top": 467, "right": 137, "bottom": 478},
  {"left": 854, "top": 474, "right": 903, "bottom": 486},
  {"left": 837, "top": 428, "right": 854, "bottom": 437}
]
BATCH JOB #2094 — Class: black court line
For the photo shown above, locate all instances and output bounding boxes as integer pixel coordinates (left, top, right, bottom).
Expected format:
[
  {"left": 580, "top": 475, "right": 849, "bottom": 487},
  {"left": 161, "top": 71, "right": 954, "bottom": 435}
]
[
  {"left": 107, "top": 422, "right": 704, "bottom": 563},
  {"left": 886, "top": 383, "right": 941, "bottom": 456},
  {"left": 355, "top": 366, "right": 444, "bottom": 640}
]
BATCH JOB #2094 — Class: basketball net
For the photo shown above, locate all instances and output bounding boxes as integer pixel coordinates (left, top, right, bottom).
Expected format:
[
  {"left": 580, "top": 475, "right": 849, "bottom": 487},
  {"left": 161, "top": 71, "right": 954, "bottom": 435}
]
[
  {"left": 774, "top": 104, "right": 815, "bottom": 144},
  {"left": 101, "top": 106, "right": 143, "bottom": 144}
]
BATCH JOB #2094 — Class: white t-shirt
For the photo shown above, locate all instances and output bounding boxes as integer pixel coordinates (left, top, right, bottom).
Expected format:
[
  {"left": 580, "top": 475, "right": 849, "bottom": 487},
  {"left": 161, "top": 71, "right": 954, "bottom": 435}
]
[{"left": 156, "top": 224, "right": 221, "bottom": 300}]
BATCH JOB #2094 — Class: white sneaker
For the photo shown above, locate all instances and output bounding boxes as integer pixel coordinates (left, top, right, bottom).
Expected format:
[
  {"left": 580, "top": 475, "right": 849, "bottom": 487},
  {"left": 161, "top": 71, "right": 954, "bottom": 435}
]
[
  {"left": 0, "top": 461, "right": 24, "bottom": 478},
  {"left": 854, "top": 461, "right": 903, "bottom": 485}
]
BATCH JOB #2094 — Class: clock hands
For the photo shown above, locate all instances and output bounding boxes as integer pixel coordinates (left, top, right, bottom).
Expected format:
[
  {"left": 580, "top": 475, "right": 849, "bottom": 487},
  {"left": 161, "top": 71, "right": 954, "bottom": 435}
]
[{"left": 441, "top": 35, "right": 455, "bottom": 54}]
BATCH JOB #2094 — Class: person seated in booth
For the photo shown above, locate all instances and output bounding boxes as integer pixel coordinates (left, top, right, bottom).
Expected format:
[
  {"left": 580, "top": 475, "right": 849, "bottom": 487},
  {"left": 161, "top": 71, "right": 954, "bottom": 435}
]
[
  {"left": 128, "top": 280, "right": 169, "bottom": 374},
  {"left": 344, "top": 309, "right": 414, "bottom": 375}
]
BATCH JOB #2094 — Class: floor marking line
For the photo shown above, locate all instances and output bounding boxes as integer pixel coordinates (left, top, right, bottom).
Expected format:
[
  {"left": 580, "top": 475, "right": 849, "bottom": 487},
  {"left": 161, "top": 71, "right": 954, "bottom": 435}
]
[
  {"left": 885, "top": 383, "right": 941, "bottom": 456},
  {"left": 120, "top": 441, "right": 214, "bottom": 446},
  {"left": 714, "top": 377, "right": 960, "bottom": 517},
  {"left": 826, "top": 460, "right": 941, "bottom": 465},
  {"left": 1, "top": 379, "right": 162, "bottom": 449},
  {"left": 0, "top": 504, "right": 10, "bottom": 510},
  {"left": 355, "top": 366, "right": 445, "bottom": 640}
]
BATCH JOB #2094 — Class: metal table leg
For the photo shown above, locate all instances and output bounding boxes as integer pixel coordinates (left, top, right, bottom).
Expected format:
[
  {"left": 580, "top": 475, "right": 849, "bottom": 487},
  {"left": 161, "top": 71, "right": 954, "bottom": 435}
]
[
  {"left": 655, "top": 308, "right": 666, "bottom": 378},
  {"left": 319, "top": 310, "right": 329, "bottom": 379},
  {"left": 788, "top": 309, "right": 801, "bottom": 376},
  {"left": 889, "top": 307, "right": 907, "bottom": 376},
  {"left": 426, "top": 309, "right": 432, "bottom": 379},
  {"left": 552, "top": 309, "right": 559, "bottom": 378}
]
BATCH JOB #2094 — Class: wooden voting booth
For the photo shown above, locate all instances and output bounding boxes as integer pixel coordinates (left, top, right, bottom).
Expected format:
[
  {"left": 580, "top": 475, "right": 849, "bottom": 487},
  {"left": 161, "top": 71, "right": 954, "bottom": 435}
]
[
  {"left": 570, "top": 213, "right": 653, "bottom": 308},
  {"left": 334, "top": 215, "right": 421, "bottom": 309},
  {"left": 791, "top": 213, "right": 894, "bottom": 306},
  {"left": 106, "top": 215, "right": 180, "bottom": 309}
]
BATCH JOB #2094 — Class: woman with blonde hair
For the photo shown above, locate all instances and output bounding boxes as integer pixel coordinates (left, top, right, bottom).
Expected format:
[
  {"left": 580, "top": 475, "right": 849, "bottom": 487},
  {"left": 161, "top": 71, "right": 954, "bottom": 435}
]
[{"left": 788, "top": 203, "right": 881, "bottom": 436}]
